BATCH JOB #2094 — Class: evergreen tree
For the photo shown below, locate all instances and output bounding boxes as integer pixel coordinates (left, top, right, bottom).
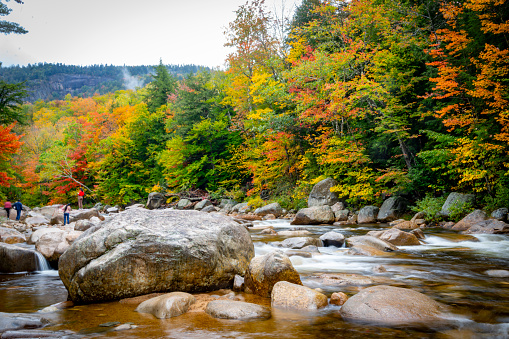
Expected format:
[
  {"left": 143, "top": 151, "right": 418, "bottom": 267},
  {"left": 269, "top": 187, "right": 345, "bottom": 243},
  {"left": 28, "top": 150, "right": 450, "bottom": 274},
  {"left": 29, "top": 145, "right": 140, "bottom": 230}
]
[
  {"left": 144, "top": 59, "right": 177, "bottom": 112},
  {"left": 0, "top": 0, "right": 27, "bottom": 34}
]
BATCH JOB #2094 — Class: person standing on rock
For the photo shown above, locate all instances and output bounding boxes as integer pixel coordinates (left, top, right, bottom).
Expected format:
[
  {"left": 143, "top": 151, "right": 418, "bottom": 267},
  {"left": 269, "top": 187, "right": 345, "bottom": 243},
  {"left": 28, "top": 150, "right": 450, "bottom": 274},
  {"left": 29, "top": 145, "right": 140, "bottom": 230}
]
[
  {"left": 78, "top": 188, "right": 85, "bottom": 210},
  {"left": 61, "top": 203, "right": 72, "bottom": 225},
  {"left": 4, "top": 201, "right": 12, "bottom": 219},
  {"left": 12, "top": 200, "right": 23, "bottom": 221}
]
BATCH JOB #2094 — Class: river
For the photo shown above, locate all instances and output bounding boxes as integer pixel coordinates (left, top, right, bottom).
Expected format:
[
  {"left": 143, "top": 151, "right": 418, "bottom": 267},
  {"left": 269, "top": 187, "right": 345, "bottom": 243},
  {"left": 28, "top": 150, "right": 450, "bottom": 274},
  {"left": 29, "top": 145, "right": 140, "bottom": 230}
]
[{"left": 1, "top": 219, "right": 508, "bottom": 338}]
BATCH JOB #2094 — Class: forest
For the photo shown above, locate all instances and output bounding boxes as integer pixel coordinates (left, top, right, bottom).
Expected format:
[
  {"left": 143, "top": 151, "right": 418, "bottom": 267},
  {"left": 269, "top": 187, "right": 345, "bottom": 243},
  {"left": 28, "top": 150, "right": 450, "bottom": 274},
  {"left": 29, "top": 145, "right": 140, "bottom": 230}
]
[{"left": 0, "top": 0, "right": 508, "bottom": 215}]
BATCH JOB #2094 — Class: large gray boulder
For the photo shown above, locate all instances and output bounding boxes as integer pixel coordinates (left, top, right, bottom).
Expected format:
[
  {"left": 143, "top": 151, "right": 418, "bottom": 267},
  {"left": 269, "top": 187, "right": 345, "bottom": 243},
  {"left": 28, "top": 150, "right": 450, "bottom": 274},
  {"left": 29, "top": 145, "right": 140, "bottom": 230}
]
[
  {"left": 254, "top": 202, "right": 283, "bottom": 218},
  {"left": 58, "top": 208, "right": 254, "bottom": 303},
  {"left": 357, "top": 206, "right": 380, "bottom": 224},
  {"left": 463, "top": 219, "right": 509, "bottom": 234},
  {"left": 319, "top": 231, "right": 345, "bottom": 247},
  {"left": 291, "top": 205, "right": 335, "bottom": 225},
  {"left": 340, "top": 285, "right": 448, "bottom": 326},
  {"left": 491, "top": 208, "right": 508, "bottom": 222},
  {"left": 0, "top": 243, "right": 37, "bottom": 273},
  {"left": 280, "top": 237, "right": 322, "bottom": 249},
  {"left": 441, "top": 192, "right": 475, "bottom": 217},
  {"left": 308, "top": 178, "right": 340, "bottom": 207},
  {"left": 244, "top": 250, "right": 302, "bottom": 298},
  {"left": 377, "top": 196, "right": 407, "bottom": 222},
  {"left": 205, "top": 300, "right": 271, "bottom": 320},
  {"left": 146, "top": 192, "right": 165, "bottom": 210},
  {"left": 0, "top": 227, "right": 26, "bottom": 244},
  {"left": 451, "top": 209, "right": 487, "bottom": 231}
]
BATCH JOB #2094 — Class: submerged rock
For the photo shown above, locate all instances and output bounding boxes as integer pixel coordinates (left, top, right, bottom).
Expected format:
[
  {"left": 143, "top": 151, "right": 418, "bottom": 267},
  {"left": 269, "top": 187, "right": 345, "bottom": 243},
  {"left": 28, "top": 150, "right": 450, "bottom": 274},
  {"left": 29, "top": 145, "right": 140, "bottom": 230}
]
[
  {"left": 205, "top": 300, "right": 271, "bottom": 320},
  {"left": 135, "top": 292, "right": 196, "bottom": 319},
  {"left": 340, "top": 285, "right": 449, "bottom": 326},
  {"left": 58, "top": 208, "right": 254, "bottom": 303}
]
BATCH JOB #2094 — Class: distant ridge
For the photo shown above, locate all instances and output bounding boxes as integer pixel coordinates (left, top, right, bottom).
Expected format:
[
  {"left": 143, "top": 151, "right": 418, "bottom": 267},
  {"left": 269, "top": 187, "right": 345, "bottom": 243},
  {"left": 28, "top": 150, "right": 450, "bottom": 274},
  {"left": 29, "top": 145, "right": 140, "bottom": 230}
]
[{"left": 0, "top": 63, "right": 209, "bottom": 102}]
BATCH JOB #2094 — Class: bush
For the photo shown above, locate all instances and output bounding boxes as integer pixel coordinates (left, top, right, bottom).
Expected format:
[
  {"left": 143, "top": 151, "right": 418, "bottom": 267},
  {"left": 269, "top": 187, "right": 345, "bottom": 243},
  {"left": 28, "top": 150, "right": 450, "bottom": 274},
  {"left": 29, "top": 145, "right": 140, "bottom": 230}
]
[
  {"left": 411, "top": 195, "right": 446, "bottom": 223},
  {"left": 447, "top": 200, "right": 475, "bottom": 222}
]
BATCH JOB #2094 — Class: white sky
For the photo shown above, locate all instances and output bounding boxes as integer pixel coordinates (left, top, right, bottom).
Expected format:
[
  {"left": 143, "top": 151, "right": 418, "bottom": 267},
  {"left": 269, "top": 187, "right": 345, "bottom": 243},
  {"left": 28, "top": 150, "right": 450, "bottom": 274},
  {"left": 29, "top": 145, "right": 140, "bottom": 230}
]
[{"left": 0, "top": 0, "right": 299, "bottom": 69}]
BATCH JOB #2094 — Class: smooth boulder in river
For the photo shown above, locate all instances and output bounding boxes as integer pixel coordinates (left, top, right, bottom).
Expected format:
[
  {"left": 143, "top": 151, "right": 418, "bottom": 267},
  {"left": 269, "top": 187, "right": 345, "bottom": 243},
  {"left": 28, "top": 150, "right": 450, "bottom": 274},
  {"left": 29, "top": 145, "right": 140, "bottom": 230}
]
[{"left": 58, "top": 208, "right": 254, "bottom": 303}]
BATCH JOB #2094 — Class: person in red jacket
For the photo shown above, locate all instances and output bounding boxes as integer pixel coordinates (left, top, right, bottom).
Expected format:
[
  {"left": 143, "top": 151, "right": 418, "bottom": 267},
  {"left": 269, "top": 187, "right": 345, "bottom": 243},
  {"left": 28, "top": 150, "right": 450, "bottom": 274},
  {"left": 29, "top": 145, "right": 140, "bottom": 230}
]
[
  {"left": 78, "top": 188, "right": 85, "bottom": 210},
  {"left": 4, "top": 201, "right": 12, "bottom": 219}
]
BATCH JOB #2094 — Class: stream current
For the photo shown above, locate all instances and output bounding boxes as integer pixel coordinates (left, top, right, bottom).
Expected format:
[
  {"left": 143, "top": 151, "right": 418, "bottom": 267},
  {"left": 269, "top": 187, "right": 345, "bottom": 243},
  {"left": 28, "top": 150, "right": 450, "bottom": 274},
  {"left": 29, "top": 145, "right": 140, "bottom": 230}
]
[{"left": 1, "top": 219, "right": 508, "bottom": 338}]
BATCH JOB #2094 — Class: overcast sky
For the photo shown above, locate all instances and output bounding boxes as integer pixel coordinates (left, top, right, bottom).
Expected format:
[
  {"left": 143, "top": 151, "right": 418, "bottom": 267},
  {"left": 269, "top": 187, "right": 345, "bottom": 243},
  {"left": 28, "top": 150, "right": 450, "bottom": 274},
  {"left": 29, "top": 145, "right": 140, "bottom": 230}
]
[{"left": 0, "top": 0, "right": 299, "bottom": 68}]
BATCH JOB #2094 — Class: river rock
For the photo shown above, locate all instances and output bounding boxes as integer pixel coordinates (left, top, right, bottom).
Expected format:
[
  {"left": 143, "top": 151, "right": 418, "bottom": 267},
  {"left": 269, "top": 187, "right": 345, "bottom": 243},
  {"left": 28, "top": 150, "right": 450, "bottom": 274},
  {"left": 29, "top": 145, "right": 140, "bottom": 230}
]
[
  {"left": 0, "top": 227, "right": 26, "bottom": 244},
  {"left": 74, "top": 219, "right": 94, "bottom": 232},
  {"left": 367, "top": 228, "right": 420, "bottom": 246},
  {"left": 205, "top": 300, "right": 271, "bottom": 320},
  {"left": 233, "top": 275, "right": 245, "bottom": 291},
  {"left": 441, "top": 192, "right": 475, "bottom": 217},
  {"left": 32, "top": 205, "right": 61, "bottom": 219},
  {"left": 277, "top": 230, "right": 312, "bottom": 236},
  {"left": 330, "top": 292, "right": 349, "bottom": 306},
  {"left": 357, "top": 206, "right": 379, "bottom": 224},
  {"left": 254, "top": 202, "right": 283, "bottom": 218},
  {"left": 308, "top": 177, "right": 340, "bottom": 207},
  {"left": 391, "top": 220, "right": 420, "bottom": 230},
  {"left": 271, "top": 281, "right": 328, "bottom": 310},
  {"left": 490, "top": 208, "right": 508, "bottom": 222},
  {"left": 452, "top": 209, "right": 487, "bottom": 231},
  {"left": 377, "top": 196, "right": 408, "bottom": 222},
  {"left": 24, "top": 214, "right": 50, "bottom": 226},
  {"left": 201, "top": 205, "right": 218, "bottom": 213},
  {"left": 0, "top": 243, "right": 38, "bottom": 273},
  {"left": 317, "top": 273, "right": 373, "bottom": 287},
  {"left": 0, "top": 312, "right": 51, "bottom": 333},
  {"left": 35, "top": 230, "right": 69, "bottom": 262},
  {"left": 285, "top": 250, "right": 313, "bottom": 258},
  {"left": 280, "top": 237, "right": 322, "bottom": 249},
  {"left": 334, "top": 209, "right": 350, "bottom": 222},
  {"left": 244, "top": 250, "right": 302, "bottom": 297},
  {"left": 58, "top": 208, "right": 254, "bottom": 303},
  {"left": 346, "top": 235, "right": 398, "bottom": 252},
  {"left": 347, "top": 245, "right": 388, "bottom": 256},
  {"left": 319, "top": 231, "right": 345, "bottom": 247},
  {"left": 146, "top": 192, "right": 165, "bottom": 210},
  {"left": 291, "top": 205, "right": 335, "bottom": 225},
  {"left": 330, "top": 201, "right": 346, "bottom": 213},
  {"left": 411, "top": 228, "right": 425, "bottom": 239},
  {"left": 194, "top": 199, "right": 212, "bottom": 210},
  {"left": 484, "top": 269, "right": 509, "bottom": 278},
  {"left": 232, "top": 202, "right": 250, "bottom": 213},
  {"left": 135, "top": 292, "right": 196, "bottom": 319},
  {"left": 339, "top": 285, "right": 448, "bottom": 326},
  {"left": 29, "top": 228, "right": 63, "bottom": 245},
  {"left": 106, "top": 207, "right": 119, "bottom": 213},
  {"left": 463, "top": 219, "right": 509, "bottom": 234}
]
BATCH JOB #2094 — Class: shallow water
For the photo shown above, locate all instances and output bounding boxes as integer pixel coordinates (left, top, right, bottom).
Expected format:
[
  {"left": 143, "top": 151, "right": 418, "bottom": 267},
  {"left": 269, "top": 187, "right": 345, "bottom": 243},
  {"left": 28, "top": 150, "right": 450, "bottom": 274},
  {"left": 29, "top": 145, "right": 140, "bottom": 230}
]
[{"left": 1, "top": 220, "right": 509, "bottom": 338}]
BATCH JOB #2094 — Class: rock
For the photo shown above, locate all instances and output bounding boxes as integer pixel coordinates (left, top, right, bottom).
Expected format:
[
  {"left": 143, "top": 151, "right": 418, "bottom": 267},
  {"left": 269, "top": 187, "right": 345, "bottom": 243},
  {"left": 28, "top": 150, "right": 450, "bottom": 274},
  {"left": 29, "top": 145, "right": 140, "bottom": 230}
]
[
  {"left": 24, "top": 215, "right": 50, "bottom": 226},
  {"left": 285, "top": 250, "right": 313, "bottom": 258},
  {"left": 0, "top": 243, "right": 38, "bottom": 273},
  {"left": 244, "top": 250, "right": 302, "bottom": 298},
  {"left": 463, "top": 219, "right": 509, "bottom": 234},
  {"left": 29, "top": 228, "right": 63, "bottom": 245},
  {"left": 317, "top": 273, "right": 373, "bottom": 287},
  {"left": 58, "top": 209, "right": 254, "bottom": 303},
  {"left": 346, "top": 245, "right": 388, "bottom": 256},
  {"left": 194, "top": 199, "right": 212, "bottom": 210},
  {"left": 441, "top": 192, "right": 475, "bottom": 217},
  {"left": 126, "top": 204, "right": 144, "bottom": 210},
  {"left": 74, "top": 219, "right": 94, "bottom": 232},
  {"left": 35, "top": 230, "right": 69, "bottom": 262},
  {"left": 330, "top": 202, "right": 346, "bottom": 213},
  {"left": 330, "top": 292, "right": 348, "bottom": 306},
  {"left": 146, "top": 192, "right": 165, "bottom": 210},
  {"left": 291, "top": 205, "right": 335, "bottom": 225},
  {"left": 277, "top": 230, "right": 312, "bottom": 236},
  {"left": 220, "top": 199, "right": 237, "bottom": 208},
  {"left": 114, "top": 324, "right": 134, "bottom": 331},
  {"left": 71, "top": 208, "right": 102, "bottom": 222},
  {"left": 0, "top": 227, "right": 26, "bottom": 244},
  {"left": 308, "top": 177, "right": 340, "bottom": 207},
  {"left": 411, "top": 212, "right": 425, "bottom": 222},
  {"left": 221, "top": 203, "right": 235, "bottom": 214},
  {"left": 106, "top": 207, "right": 119, "bottom": 213},
  {"left": 93, "top": 203, "right": 104, "bottom": 211},
  {"left": 0, "top": 329, "right": 79, "bottom": 338},
  {"left": 201, "top": 205, "right": 218, "bottom": 213},
  {"left": 135, "top": 292, "right": 196, "bottom": 319},
  {"left": 205, "top": 300, "right": 271, "bottom": 320},
  {"left": 233, "top": 275, "right": 245, "bottom": 292},
  {"left": 0, "top": 312, "right": 51, "bottom": 333},
  {"left": 263, "top": 214, "right": 276, "bottom": 220},
  {"left": 32, "top": 205, "right": 61, "bottom": 219},
  {"left": 346, "top": 235, "right": 398, "bottom": 252},
  {"left": 377, "top": 196, "right": 408, "bottom": 222},
  {"left": 373, "top": 265, "right": 387, "bottom": 273},
  {"left": 491, "top": 208, "right": 508, "bottom": 222},
  {"left": 232, "top": 202, "right": 250, "bottom": 213},
  {"left": 280, "top": 237, "right": 322, "bottom": 249},
  {"left": 452, "top": 210, "right": 487, "bottom": 231},
  {"left": 339, "top": 285, "right": 448, "bottom": 326},
  {"left": 411, "top": 228, "right": 425, "bottom": 239},
  {"left": 392, "top": 220, "right": 420, "bottom": 230},
  {"left": 367, "top": 228, "right": 421, "bottom": 246},
  {"left": 271, "top": 281, "right": 328, "bottom": 310},
  {"left": 334, "top": 209, "right": 350, "bottom": 222},
  {"left": 357, "top": 206, "right": 380, "bottom": 224},
  {"left": 319, "top": 231, "right": 345, "bottom": 247},
  {"left": 261, "top": 228, "right": 277, "bottom": 235},
  {"left": 347, "top": 214, "right": 357, "bottom": 224},
  {"left": 484, "top": 269, "right": 509, "bottom": 278},
  {"left": 442, "top": 221, "right": 455, "bottom": 229},
  {"left": 254, "top": 203, "right": 283, "bottom": 218},
  {"left": 177, "top": 199, "right": 192, "bottom": 209}
]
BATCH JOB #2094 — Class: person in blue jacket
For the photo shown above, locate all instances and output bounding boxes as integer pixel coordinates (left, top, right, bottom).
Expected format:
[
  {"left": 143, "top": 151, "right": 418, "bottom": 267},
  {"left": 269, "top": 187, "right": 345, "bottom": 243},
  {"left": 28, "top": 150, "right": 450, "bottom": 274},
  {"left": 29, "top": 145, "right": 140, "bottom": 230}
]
[{"left": 12, "top": 200, "right": 23, "bottom": 221}]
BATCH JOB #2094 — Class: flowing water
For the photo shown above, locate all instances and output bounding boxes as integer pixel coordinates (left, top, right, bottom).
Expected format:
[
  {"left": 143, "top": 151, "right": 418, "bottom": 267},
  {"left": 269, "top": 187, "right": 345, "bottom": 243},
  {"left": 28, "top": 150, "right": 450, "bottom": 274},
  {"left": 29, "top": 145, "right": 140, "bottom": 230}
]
[{"left": 1, "top": 220, "right": 509, "bottom": 338}]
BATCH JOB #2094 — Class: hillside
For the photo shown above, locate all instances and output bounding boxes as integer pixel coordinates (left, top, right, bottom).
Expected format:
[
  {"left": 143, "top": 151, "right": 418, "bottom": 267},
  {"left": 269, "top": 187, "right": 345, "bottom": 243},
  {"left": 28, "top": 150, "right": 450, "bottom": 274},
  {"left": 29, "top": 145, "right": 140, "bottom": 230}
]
[{"left": 0, "top": 63, "right": 208, "bottom": 102}]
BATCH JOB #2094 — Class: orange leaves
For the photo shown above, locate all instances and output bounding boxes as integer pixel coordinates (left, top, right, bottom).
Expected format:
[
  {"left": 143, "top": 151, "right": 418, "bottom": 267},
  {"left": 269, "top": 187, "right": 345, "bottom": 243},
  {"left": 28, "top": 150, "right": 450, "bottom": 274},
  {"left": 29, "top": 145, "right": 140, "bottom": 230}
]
[{"left": 0, "top": 123, "right": 23, "bottom": 186}]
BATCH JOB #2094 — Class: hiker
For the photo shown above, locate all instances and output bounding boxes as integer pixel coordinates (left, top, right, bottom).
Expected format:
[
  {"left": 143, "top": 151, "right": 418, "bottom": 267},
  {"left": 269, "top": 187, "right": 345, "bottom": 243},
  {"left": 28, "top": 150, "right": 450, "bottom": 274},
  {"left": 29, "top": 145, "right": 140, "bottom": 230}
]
[
  {"left": 78, "top": 188, "right": 85, "bottom": 209},
  {"left": 61, "top": 203, "right": 72, "bottom": 225},
  {"left": 4, "top": 201, "right": 12, "bottom": 219},
  {"left": 12, "top": 200, "right": 23, "bottom": 221}
]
